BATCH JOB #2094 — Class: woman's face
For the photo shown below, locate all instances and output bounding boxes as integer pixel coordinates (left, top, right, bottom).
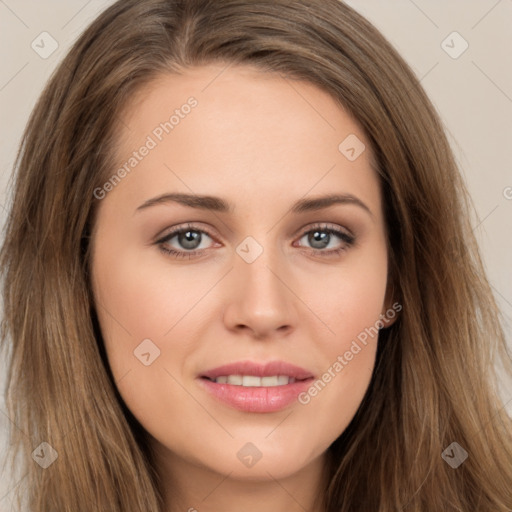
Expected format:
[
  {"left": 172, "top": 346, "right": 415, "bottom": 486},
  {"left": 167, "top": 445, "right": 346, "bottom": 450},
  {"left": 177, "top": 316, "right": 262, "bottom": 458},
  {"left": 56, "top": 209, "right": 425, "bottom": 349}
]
[{"left": 91, "top": 64, "right": 392, "bottom": 483}]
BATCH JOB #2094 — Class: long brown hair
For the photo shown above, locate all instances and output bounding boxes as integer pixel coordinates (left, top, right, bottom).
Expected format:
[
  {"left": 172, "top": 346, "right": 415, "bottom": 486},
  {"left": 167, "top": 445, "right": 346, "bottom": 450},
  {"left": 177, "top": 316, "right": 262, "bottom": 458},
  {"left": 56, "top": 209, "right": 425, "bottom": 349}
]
[{"left": 1, "top": 1, "right": 511, "bottom": 510}]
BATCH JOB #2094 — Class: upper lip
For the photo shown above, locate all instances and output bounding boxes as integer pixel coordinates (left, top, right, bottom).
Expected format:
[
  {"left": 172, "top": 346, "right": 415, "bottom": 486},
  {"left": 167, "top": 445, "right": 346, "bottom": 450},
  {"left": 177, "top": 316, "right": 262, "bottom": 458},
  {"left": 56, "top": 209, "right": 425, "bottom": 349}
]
[{"left": 200, "top": 360, "right": 315, "bottom": 380}]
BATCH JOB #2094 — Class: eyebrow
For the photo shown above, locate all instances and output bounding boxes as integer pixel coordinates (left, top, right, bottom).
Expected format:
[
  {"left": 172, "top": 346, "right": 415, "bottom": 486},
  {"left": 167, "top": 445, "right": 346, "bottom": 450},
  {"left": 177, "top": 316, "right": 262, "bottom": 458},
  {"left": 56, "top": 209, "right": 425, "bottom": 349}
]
[{"left": 135, "top": 192, "right": 373, "bottom": 218}]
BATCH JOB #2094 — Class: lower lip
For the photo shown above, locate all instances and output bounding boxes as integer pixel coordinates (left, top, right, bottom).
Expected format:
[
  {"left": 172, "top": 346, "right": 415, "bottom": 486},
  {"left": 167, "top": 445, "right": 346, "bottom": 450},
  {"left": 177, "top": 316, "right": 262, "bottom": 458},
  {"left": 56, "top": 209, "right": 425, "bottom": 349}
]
[{"left": 198, "top": 378, "right": 314, "bottom": 413}]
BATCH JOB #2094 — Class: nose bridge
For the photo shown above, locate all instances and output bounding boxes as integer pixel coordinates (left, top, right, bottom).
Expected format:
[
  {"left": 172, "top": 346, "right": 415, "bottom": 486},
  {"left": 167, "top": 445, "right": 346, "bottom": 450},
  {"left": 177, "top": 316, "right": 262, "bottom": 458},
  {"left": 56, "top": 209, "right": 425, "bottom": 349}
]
[
  {"left": 236, "top": 235, "right": 287, "bottom": 304},
  {"left": 223, "top": 234, "right": 296, "bottom": 336}
]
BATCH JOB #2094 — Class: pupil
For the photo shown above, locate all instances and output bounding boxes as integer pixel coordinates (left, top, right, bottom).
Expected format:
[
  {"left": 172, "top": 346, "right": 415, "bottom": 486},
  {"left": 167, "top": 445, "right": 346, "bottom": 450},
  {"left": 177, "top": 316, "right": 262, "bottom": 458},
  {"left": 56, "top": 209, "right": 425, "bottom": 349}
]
[
  {"left": 309, "top": 231, "right": 329, "bottom": 249},
  {"left": 179, "top": 230, "right": 201, "bottom": 249}
]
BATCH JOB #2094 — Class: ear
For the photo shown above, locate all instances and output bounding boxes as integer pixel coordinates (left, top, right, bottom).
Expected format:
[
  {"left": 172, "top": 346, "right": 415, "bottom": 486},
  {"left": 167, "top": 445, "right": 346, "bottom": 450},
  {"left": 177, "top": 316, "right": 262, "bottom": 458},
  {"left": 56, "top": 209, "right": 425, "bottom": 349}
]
[{"left": 379, "top": 282, "right": 401, "bottom": 329}]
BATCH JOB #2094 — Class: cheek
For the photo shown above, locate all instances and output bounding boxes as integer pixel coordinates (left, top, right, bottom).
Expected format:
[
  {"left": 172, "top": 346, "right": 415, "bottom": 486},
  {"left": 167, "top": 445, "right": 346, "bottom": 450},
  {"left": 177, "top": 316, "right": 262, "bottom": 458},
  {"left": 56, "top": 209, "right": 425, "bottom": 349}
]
[
  {"left": 91, "top": 250, "right": 199, "bottom": 444},
  {"left": 91, "top": 241, "right": 220, "bottom": 419},
  {"left": 91, "top": 245, "right": 208, "bottom": 354},
  {"left": 302, "top": 245, "right": 388, "bottom": 349},
  {"left": 295, "top": 249, "right": 387, "bottom": 427}
]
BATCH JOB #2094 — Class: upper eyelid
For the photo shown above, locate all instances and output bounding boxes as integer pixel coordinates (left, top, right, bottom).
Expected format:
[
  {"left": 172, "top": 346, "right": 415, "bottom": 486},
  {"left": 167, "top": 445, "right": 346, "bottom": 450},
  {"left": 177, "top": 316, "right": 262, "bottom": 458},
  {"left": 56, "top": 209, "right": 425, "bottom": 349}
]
[
  {"left": 156, "top": 223, "right": 216, "bottom": 243},
  {"left": 157, "top": 222, "right": 353, "bottom": 246}
]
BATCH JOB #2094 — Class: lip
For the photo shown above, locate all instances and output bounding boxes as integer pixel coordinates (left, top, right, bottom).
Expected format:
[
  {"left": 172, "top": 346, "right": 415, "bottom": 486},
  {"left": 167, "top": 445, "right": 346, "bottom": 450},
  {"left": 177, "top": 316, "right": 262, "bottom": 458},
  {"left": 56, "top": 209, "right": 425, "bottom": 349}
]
[
  {"left": 198, "top": 360, "right": 315, "bottom": 413},
  {"left": 200, "top": 360, "right": 314, "bottom": 380}
]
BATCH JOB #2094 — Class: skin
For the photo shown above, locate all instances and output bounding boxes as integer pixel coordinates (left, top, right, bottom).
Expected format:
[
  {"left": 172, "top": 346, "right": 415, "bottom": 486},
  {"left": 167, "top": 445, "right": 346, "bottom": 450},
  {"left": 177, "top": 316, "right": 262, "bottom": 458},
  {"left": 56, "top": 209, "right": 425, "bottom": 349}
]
[{"left": 90, "top": 63, "right": 395, "bottom": 512}]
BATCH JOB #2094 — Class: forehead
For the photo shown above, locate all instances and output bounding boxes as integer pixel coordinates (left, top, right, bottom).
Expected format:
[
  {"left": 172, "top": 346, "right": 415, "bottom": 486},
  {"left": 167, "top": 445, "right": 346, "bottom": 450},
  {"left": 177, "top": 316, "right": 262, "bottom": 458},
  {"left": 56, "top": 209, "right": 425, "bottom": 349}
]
[{"left": 106, "top": 64, "right": 382, "bottom": 218}]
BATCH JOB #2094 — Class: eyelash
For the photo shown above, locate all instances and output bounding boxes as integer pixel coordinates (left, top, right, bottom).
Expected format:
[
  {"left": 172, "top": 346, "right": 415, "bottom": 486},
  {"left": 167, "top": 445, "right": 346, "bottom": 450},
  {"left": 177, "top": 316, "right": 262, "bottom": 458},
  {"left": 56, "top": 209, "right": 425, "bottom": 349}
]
[{"left": 155, "top": 222, "right": 356, "bottom": 260}]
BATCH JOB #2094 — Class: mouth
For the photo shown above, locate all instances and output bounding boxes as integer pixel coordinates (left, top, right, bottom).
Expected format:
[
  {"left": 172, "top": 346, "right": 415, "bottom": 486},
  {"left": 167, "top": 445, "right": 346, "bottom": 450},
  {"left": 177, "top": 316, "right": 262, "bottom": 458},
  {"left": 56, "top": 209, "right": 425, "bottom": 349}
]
[
  {"left": 202, "top": 375, "right": 302, "bottom": 386},
  {"left": 197, "top": 360, "right": 315, "bottom": 413}
]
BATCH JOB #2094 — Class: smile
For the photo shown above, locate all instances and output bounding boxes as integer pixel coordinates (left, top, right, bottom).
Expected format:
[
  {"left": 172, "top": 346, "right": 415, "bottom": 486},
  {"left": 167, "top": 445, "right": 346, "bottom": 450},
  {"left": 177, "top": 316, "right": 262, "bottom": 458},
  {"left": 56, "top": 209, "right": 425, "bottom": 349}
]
[
  {"left": 205, "top": 375, "right": 296, "bottom": 386},
  {"left": 198, "top": 360, "right": 315, "bottom": 413}
]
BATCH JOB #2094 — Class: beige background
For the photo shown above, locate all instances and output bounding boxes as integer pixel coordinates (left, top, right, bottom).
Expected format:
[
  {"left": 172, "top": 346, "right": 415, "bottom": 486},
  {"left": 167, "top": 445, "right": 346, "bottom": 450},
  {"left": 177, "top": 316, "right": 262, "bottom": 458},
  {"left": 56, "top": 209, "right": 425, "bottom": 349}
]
[{"left": 1, "top": 1, "right": 511, "bottom": 509}]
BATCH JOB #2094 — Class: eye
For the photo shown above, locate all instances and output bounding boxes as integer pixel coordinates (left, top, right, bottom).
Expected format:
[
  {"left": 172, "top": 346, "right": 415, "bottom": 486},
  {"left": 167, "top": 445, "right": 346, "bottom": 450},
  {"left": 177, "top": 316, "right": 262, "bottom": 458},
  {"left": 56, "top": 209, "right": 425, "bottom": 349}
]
[
  {"left": 295, "top": 223, "right": 355, "bottom": 256},
  {"left": 156, "top": 224, "right": 217, "bottom": 259},
  {"left": 155, "top": 222, "right": 356, "bottom": 260}
]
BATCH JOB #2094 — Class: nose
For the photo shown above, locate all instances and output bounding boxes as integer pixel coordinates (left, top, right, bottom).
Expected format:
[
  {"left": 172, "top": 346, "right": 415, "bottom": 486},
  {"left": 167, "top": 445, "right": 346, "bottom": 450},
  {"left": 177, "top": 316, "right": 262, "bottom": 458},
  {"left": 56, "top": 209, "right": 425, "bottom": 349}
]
[{"left": 222, "top": 245, "right": 298, "bottom": 340}]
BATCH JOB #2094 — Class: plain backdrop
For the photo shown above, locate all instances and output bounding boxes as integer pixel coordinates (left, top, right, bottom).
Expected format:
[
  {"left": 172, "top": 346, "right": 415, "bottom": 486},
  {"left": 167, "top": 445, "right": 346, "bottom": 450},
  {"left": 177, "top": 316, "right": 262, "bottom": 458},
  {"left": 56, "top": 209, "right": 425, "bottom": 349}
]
[{"left": 1, "top": 1, "right": 511, "bottom": 509}]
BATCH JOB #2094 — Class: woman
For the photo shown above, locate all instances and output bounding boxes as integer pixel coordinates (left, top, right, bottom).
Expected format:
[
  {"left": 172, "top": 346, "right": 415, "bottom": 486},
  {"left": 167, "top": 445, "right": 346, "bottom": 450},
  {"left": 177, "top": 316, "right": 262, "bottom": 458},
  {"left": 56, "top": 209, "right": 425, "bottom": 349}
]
[{"left": 1, "top": 0, "right": 511, "bottom": 510}]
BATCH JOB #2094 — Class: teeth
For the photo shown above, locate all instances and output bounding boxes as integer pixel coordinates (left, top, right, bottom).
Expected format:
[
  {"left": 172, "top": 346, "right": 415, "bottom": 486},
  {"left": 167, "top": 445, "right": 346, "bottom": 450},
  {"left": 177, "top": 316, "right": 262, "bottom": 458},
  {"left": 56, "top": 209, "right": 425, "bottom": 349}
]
[
  {"left": 242, "top": 375, "right": 261, "bottom": 387},
  {"left": 227, "top": 375, "right": 243, "bottom": 385},
  {"left": 214, "top": 375, "right": 296, "bottom": 387},
  {"left": 261, "top": 376, "right": 279, "bottom": 386}
]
